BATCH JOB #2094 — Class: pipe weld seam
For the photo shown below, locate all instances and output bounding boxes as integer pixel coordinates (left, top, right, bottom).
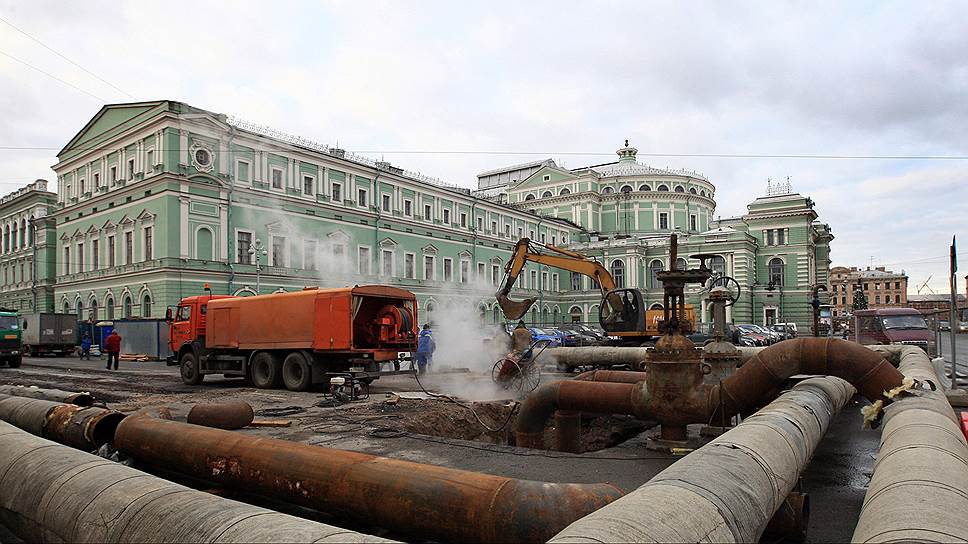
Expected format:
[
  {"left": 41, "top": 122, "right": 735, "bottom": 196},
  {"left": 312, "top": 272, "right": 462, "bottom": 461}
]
[
  {"left": 862, "top": 479, "right": 968, "bottom": 504},
  {"left": 873, "top": 444, "right": 968, "bottom": 468},
  {"left": 69, "top": 473, "right": 150, "bottom": 539}
]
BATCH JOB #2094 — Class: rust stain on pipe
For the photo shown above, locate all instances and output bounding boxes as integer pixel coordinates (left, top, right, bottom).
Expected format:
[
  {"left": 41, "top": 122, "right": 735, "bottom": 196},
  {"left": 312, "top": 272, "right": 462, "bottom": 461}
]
[
  {"left": 114, "top": 415, "right": 623, "bottom": 544},
  {"left": 45, "top": 404, "right": 126, "bottom": 451},
  {"left": 574, "top": 370, "right": 646, "bottom": 383},
  {"left": 516, "top": 381, "right": 636, "bottom": 449},
  {"left": 187, "top": 400, "right": 254, "bottom": 430}
]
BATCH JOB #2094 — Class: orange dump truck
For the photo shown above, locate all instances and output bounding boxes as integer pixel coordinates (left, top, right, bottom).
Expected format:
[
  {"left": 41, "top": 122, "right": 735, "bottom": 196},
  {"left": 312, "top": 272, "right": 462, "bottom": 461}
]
[{"left": 166, "top": 285, "right": 417, "bottom": 390}]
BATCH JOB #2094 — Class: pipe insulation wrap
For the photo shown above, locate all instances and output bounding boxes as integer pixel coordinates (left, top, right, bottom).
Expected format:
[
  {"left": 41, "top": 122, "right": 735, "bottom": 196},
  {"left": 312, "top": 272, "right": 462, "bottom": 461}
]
[
  {"left": 0, "top": 384, "right": 95, "bottom": 406},
  {"left": 550, "top": 377, "right": 855, "bottom": 543},
  {"left": 852, "top": 346, "right": 968, "bottom": 543},
  {"left": 0, "top": 420, "right": 391, "bottom": 543}
]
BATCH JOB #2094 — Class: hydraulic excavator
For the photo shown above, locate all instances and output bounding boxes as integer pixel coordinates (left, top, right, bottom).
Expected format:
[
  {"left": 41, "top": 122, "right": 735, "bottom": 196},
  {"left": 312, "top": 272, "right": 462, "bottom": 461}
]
[{"left": 495, "top": 237, "right": 700, "bottom": 346}]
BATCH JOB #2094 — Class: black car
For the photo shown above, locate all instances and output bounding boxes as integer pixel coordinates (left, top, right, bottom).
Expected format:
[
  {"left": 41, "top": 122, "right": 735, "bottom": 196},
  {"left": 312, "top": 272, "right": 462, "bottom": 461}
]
[{"left": 558, "top": 323, "right": 606, "bottom": 344}]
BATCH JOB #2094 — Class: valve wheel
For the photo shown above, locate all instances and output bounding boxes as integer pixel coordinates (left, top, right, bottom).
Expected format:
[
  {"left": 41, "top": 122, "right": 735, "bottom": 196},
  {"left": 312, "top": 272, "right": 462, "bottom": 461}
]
[{"left": 707, "top": 275, "right": 741, "bottom": 307}]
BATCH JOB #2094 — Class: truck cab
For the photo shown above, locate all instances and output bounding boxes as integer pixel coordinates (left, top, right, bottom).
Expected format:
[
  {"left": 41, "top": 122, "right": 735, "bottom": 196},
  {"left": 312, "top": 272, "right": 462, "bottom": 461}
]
[
  {"left": 854, "top": 308, "right": 935, "bottom": 356},
  {"left": 0, "top": 310, "right": 22, "bottom": 367},
  {"left": 167, "top": 294, "right": 233, "bottom": 363}
]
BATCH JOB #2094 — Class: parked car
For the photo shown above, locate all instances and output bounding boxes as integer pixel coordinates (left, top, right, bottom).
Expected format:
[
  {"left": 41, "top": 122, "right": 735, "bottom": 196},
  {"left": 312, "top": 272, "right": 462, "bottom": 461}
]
[
  {"left": 769, "top": 324, "right": 797, "bottom": 340},
  {"left": 854, "top": 308, "right": 935, "bottom": 357},
  {"left": 959, "top": 322, "right": 968, "bottom": 333},
  {"left": 557, "top": 323, "right": 607, "bottom": 344},
  {"left": 528, "top": 327, "right": 561, "bottom": 347},
  {"left": 737, "top": 324, "right": 770, "bottom": 346},
  {"left": 939, "top": 321, "right": 950, "bottom": 331}
]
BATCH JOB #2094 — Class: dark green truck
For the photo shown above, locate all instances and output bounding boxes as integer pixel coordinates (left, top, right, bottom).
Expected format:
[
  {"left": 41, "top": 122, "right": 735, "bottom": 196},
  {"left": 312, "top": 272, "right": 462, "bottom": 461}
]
[{"left": 0, "top": 310, "right": 22, "bottom": 367}]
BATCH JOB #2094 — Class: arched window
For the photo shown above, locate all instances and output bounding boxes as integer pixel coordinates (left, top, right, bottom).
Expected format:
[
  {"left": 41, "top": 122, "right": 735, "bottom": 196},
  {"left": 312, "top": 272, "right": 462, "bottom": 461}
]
[
  {"left": 10, "top": 226, "right": 16, "bottom": 250},
  {"left": 657, "top": 185, "right": 669, "bottom": 192},
  {"left": 425, "top": 301, "right": 436, "bottom": 318},
  {"left": 700, "top": 190, "right": 706, "bottom": 197},
  {"left": 768, "top": 258, "right": 785, "bottom": 286},
  {"left": 542, "top": 307, "right": 549, "bottom": 324},
  {"left": 895, "top": 294, "right": 901, "bottom": 304},
  {"left": 610, "top": 259, "right": 626, "bottom": 288},
  {"left": 689, "top": 187, "right": 697, "bottom": 194},
  {"left": 492, "top": 305, "right": 500, "bottom": 324},
  {"left": 2, "top": 225, "right": 8, "bottom": 252},
  {"left": 20, "top": 220, "right": 26, "bottom": 249},
  {"left": 142, "top": 294, "right": 152, "bottom": 317},
  {"left": 675, "top": 257, "right": 687, "bottom": 271},
  {"left": 674, "top": 185, "right": 685, "bottom": 193},
  {"left": 649, "top": 260, "right": 664, "bottom": 289},
  {"left": 649, "top": 303, "right": 664, "bottom": 311},
  {"left": 638, "top": 184, "right": 651, "bottom": 192},
  {"left": 569, "top": 306, "right": 583, "bottom": 323},
  {"left": 63, "top": 301, "right": 70, "bottom": 314},
  {"left": 196, "top": 227, "right": 214, "bottom": 261},
  {"left": 530, "top": 307, "right": 537, "bottom": 324},
  {"left": 601, "top": 187, "right": 614, "bottom": 194},
  {"left": 123, "top": 296, "right": 132, "bottom": 318},
  {"left": 77, "top": 300, "right": 84, "bottom": 321},
  {"left": 553, "top": 307, "right": 559, "bottom": 324},
  {"left": 89, "top": 299, "right": 98, "bottom": 322},
  {"left": 620, "top": 185, "right": 633, "bottom": 194},
  {"left": 27, "top": 216, "right": 33, "bottom": 246},
  {"left": 710, "top": 255, "right": 726, "bottom": 277},
  {"left": 106, "top": 297, "right": 115, "bottom": 320},
  {"left": 559, "top": 188, "right": 571, "bottom": 196},
  {"left": 541, "top": 191, "right": 553, "bottom": 198},
  {"left": 524, "top": 194, "right": 536, "bottom": 201}
]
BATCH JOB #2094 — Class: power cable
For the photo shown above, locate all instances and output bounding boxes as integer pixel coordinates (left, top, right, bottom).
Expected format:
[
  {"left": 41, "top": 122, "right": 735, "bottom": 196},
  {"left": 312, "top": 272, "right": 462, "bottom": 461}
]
[
  {"left": 409, "top": 369, "right": 520, "bottom": 433},
  {"left": 0, "top": 49, "right": 106, "bottom": 101},
  {"left": 0, "top": 15, "right": 134, "bottom": 99}
]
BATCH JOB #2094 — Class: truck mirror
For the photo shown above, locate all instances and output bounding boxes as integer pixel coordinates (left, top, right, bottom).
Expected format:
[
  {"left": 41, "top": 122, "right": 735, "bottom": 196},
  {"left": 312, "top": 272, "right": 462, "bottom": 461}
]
[
  {"left": 21, "top": 320, "right": 26, "bottom": 330},
  {"left": 165, "top": 308, "right": 173, "bottom": 322}
]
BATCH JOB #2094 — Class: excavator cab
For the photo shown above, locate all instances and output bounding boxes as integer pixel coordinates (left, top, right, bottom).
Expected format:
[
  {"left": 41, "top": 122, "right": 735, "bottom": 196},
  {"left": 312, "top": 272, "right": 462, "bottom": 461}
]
[{"left": 599, "top": 288, "right": 645, "bottom": 334}]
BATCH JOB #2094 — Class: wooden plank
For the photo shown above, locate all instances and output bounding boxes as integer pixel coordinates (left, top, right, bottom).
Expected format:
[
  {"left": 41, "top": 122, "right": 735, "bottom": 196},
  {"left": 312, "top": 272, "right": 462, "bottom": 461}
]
[{"left": 248, "top": 419, "right": 292, "bottom": 427}]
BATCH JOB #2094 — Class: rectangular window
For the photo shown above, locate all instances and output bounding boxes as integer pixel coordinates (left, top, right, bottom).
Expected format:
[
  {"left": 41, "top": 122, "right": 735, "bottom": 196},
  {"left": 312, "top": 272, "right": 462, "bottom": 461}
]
[
  {"left": 92, "top": 239, "right": 99, "bottom": 269},
  {"left": 93, "top": 172, "right": 100, "bottom": 187},
  {"left": 553, "top": 273, "right": 559, "bottom": 291},
  {"left": 690, "top": 214, "right": 697, "bottom": 231},
  {"left": 531, "top": 270, "right": 538, "bottom": 288},
  {"left": 894, "top": 281, "right": 900, "bottom": 289},
  {"left": 110, "top": 166, "right": 117, "bottom": 183},
  {"left": 358, "top": 246, "right": 370, "bottom": 275},
  {"left": 659, "top": 213, "right": 669, "bottom": 230},
  {"left": 303, "top": 175, "right": 314, "bottom": 195},
  {"left": 424, "top": 204, "right": 432, "bottom": 221},
  {"left": 766, "top": 229, "right": 775, "bottom": 246},
  {"left": 382, "top": 194, "right": 391, "bottom": 212},
  {"left": 542, "top": 272, "right": 548, "bottom": 290},
  {"left": 540, "top": 233, "right": 546, "bottom": 243},
  {"left": 443, "top": 208, "right": 451, "bottom": 224},
  {"left": 143, "top": 227, "right": 153, "bottom": 261},
  {"left": 505, "top": 224, "right": 511, "bottom": 237},
  {"left": 777, "top": 228, "right": 786, "bottom": 245},
  {"left": 477, "top": 217, "right": 484, "bottom": 231},
  {"left": 108, "top": 235, "right": 116, "bottom": 267},
  {"left": 404, "top": 199, "right": 412, "bottom": 216},
  {"left": 492, "top": 265, "right": 500, "bottom": 286},
  {"left": 237, "top": 231, "right": 252, "bottom": 264},
  {"left": 552, "top": 236, "right": 556, "bottom": 246},
  {"left": 491, "top": 220, "right": 497, "bottom": 233},
  {"left": 127, "top": 158, "right": 135, "bottom": 179},
  {"left": 271, "top": 236, "right": 286, "bottom": 267},
  {"left": 571, "top": 272, "right": 582, "bottom": 291},
  {"left": 443, "top": 258, "right": 453, "bottom": 282},
  {"left": 77, "top": 243, "right": 84, "bottom": 272},
  {"left": 146, "top": 150, "right": 154, "bottom": 171},
  {"left": 518, "top": 227, "right": 523, "bottom": 239},
  {"left": 405, "top": 253, "right": 415, "bottom": 279},
  {"left": 304, "top": 240, "right": 317, "bottom": 270},
  {"left": 79, "top": 179, "right": 85, "bottom": 195},
  {"left": 63, "top": 246, "right": 70, "bottom": 274},
  {"left": 382, "top": 250, "right": 393, "bottom": 276},
  {"left": 236, "top": 160, "right": 250, "bottom": 182},
  {"left": 460, "top": 213, "right": 467, "bottom": 228},
  {"left": 460, "top": 260, "right": 469, "bottom": 284},
  {"left": 478, "top": 262, "right": 485, "bottom": 279},
  {"left": 331, "top": 182, "right": 342, "bottom": 202},
  {"left": 124, "top": 232, "right": 133, "bottom": 265},
  {"left": 271, "top": 168, "right": 283, "bottom": 189},
  {"left": 358, "top": 188, "right": 367, "bottom": 207},
  {"left": 424, "top": 255, "right": 435, "bottom": 280}
]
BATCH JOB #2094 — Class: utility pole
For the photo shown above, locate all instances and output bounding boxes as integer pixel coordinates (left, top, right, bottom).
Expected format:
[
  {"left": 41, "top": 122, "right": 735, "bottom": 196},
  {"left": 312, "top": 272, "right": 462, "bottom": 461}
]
[{"left": 950, "top": 236, "right": 958, "bottom": 390}]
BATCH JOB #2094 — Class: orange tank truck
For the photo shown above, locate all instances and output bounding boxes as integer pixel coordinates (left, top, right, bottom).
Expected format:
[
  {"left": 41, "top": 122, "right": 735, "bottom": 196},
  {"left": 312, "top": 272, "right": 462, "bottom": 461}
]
[{"left": 166, "top": 285, "right": 417, "bottom": 390}]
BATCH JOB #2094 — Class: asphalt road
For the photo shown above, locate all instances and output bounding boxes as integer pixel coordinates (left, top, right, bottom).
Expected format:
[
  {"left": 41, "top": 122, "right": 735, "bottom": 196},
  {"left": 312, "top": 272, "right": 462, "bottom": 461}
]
[{"left": 940, "top": 332, "right": 968, "bottom": 367}]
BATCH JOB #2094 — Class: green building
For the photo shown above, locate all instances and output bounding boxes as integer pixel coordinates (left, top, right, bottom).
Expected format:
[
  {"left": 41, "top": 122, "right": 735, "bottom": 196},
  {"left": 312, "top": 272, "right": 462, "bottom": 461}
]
[
  {"left": 0, "top": 180, "right": 58, "bottom": 313},
  {"left": 35, "top": 100, "right": 832, "bottom": 333}
]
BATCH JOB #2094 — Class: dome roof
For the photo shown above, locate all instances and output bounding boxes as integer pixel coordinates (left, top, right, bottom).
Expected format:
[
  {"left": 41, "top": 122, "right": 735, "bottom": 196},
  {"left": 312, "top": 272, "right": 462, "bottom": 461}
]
[{"left": 593, "top": 141, "right": 707, "bottom": 180}]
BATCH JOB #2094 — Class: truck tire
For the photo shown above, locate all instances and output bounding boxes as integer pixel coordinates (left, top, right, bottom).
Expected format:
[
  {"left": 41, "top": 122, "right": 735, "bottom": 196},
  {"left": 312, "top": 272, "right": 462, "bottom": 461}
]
[
  {"left": 282, "top": 352, "right": 313, "bottom": 392},
  {"left": 251, "top": 352, "right": 282, "bottom": 389},
  {"left": 7, "top": 356, "right": 21, "bottom": 368},
  {"left": 180, "top": 352, "right": 204, "bottom": 385}
]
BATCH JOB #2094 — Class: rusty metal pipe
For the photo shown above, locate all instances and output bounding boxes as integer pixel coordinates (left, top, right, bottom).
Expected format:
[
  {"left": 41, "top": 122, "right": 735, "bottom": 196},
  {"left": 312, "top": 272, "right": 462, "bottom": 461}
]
[
  {"left": 573, "top": 369, "right": 645, "bottom": 383},
  {"left": 0, "top": 384, "right": 95, "bottom": 406},
  {"left": 114, "top": 415, "right": 623, "bottom": 544},
  {"left": 0, "top": 421, "right": 389, "bottom": 543},
  {"left": 515, "top": 380, "right": 637, "bottom": 449},
  {"left": 0, "top": 394, "right": 124, "bottom": 451},
  {"left": 186, "top": 400, "right": 254, "bottom": 429}
]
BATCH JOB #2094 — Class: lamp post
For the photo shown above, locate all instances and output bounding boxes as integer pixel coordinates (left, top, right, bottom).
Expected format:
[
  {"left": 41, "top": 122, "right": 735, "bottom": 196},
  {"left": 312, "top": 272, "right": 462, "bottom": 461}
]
[{"left": 248, "top": 238, "right": 268, "bottom": 294}]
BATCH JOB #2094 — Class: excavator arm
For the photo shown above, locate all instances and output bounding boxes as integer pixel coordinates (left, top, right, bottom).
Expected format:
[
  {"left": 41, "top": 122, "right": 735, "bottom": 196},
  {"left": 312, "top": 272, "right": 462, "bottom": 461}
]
[{"left": 495, "top": 238, "right": 616, "bottom": 320}]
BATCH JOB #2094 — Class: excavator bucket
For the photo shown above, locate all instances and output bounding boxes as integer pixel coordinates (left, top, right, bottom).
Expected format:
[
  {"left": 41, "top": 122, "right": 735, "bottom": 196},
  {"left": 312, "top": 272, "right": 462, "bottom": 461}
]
[{"left": 495, "top": 290, "right": 538, "bottom": 321}]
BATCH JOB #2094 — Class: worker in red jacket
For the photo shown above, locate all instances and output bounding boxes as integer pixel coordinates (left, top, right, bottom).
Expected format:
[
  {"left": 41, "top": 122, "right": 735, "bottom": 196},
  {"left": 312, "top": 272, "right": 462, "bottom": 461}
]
[{"left": 104, "top": 330, "right": 122, "bottom": 370}]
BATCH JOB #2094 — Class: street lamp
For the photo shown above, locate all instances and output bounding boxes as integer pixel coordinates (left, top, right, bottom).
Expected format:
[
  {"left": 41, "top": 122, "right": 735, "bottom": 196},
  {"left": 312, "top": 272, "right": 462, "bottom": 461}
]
[{"left": 248, "top": 238, "right": 268, "bottom": 294}]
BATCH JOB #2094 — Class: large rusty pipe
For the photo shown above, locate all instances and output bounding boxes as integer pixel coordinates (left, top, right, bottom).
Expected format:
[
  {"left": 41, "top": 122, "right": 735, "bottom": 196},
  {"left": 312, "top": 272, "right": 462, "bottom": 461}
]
[
  {"left": 114, "top": 415, "right": 623, "bottom": 544},
  {"left": 852, "top": 346, "right": 968, "bottom": 542},
  {"left": 714, "top": 338, "right": 904, "bottom": 420},
  {"left": 0, "top": 384, "right": 95, "bottom": 406},
  {"left": 550, "top": 377, "right": 855, "bottom": 543},
  {"left": 545, "top": 346, "right": 765, "bottom": 372},
  {"left": 186, "top": 400, "right": 254, "bottom": 429},
  {"left": 0, "top": 394, "right": 124, "bottom": 450},
  {"left": 573, "top": 369, "right": 645, "bottom": 383},
  {"left": 0, "top": 421, "right": 389, "bottom": 543},
  {"left": 515, "top": 380, "right": 637, "bottom": 449}
]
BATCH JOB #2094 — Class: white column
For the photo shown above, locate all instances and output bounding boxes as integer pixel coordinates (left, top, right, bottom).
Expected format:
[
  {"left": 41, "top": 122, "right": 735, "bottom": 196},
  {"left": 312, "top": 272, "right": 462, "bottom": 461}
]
[
  {"left": 179, "top": 197, "right": 190, "bottom": 258},
  {"left": 318, "top": 166, "right": 325, "bottom": 196},
  {"left": 287, "top": 158, "right": 295, "bottom": 188},
  {"left": 219, "top": 203, "right": 228, "bottom": 260},
  {"left": 178, "top": 131, "right": 189, "bottom": 166},
  {"left": 322, "top": 166, "right": 329, "bottom": 196}
]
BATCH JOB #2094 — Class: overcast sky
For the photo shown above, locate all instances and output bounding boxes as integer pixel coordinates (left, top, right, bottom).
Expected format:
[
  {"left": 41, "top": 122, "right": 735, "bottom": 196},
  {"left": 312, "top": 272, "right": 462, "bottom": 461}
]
[{"left": 1, "top": 1, "right": 965, "bottom": 292}]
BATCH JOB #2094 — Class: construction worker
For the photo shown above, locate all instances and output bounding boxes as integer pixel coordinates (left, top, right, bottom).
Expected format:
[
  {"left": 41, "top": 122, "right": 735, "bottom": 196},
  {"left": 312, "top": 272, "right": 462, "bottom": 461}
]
[
  {"left": 511, "top": 320, "right": 532, "bottom": 355},
  {"left": 104, "top": 330, "right": 122, "bottom": 371},
  {"left": 415, "top": 324, "right": 435, "bottom": 375}
]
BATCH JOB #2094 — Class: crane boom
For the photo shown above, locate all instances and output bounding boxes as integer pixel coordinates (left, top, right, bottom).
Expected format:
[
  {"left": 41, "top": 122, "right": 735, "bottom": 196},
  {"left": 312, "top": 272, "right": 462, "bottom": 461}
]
[{"left": 495, "top": 238, "right": 616, "bottom": 320}]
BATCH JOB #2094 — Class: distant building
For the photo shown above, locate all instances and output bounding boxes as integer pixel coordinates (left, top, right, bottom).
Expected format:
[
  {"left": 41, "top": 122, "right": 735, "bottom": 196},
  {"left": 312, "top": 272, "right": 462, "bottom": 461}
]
[
  {"left": 0, "top": 180, "right": 58, "bottom": 312},
  {"left": 907, "top": 294, "right": 967, "bottom": 320},
  {"left": 828, "top": 266, "right": 908, "bottom": 317}
]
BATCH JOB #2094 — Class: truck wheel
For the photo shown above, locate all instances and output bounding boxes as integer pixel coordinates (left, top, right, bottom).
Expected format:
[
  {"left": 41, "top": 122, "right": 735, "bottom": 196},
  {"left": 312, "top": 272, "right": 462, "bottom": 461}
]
[
  {"left": 180, "top": 352, "right": 204, "bottom": 385},
  {"left": 251, "top": 352, "right": 282, "bottom": 389},
  {"left": 282, "top": 352, "right": 313, "bottom": 392},
  {"left": 7, "top": 356, "right": 21, "bottom": 368}
]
